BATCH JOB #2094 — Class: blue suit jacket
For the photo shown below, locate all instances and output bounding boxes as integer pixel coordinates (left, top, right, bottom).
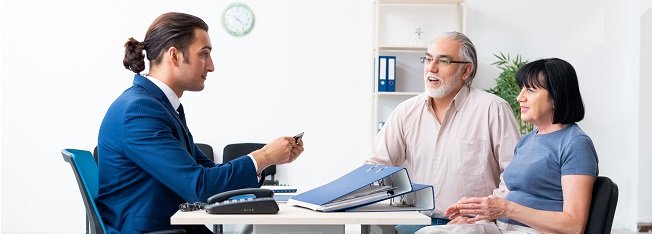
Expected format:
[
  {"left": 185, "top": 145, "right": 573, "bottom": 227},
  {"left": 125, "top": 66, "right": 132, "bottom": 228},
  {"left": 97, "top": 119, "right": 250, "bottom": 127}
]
[{"left": 97, "top": 74, "right": 260, "bottom": 233}]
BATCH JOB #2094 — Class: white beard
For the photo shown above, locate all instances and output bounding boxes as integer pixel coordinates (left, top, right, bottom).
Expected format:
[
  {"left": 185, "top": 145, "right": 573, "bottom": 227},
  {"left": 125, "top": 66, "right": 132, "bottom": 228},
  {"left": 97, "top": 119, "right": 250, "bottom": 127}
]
[{"left": 425, "top": 73, "right": 463, "bottom": 99}]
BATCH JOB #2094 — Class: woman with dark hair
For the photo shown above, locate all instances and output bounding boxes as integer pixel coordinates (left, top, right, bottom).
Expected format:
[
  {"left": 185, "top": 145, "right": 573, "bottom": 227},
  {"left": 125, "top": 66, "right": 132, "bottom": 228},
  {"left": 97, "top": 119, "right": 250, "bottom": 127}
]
[{"left": 417, "top": 58, "right": 598, "bottom": 234}]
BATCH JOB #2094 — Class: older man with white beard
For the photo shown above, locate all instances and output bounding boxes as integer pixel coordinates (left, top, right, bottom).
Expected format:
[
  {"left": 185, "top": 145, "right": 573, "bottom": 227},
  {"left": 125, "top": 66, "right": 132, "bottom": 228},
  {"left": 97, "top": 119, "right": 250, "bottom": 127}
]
[{"left": 366, "top": 31, "right": 521, "bottom": 234}]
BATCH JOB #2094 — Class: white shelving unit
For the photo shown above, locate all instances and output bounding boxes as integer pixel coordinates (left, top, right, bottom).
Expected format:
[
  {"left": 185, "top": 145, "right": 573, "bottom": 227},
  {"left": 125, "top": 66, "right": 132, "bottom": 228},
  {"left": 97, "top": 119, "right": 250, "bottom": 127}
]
[{"left": 372, "top": 0, "right": 466, "bottom": 133}]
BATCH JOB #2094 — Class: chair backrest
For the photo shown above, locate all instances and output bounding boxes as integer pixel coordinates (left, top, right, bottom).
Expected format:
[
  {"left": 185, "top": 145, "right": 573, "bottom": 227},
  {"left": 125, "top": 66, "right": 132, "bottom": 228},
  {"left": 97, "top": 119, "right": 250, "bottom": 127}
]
[
  {"left": 585, "top": 176, "right": 619, "bottom": 234},
  {"left": 93, "top": 146, "right": 99, "bottom": 164},
  {"left": 196, "top": 143, "right": 215, "bottom": 162},
  {"left": 62, "top": 149, "right": 106, "bottom": 234},
  {"left": 223, "top": 143, "right": 277, "bottom": 184}
]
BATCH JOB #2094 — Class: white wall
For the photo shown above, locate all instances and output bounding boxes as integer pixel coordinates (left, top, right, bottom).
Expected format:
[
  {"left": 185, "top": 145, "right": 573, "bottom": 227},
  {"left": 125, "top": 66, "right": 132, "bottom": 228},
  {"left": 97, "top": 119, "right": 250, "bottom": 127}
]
[
  {"left": 639, "top": 0, "right": 652, "bottom": 223},
  {"left": 0, "top": 0, "right": 4, "bottom": 231},
  {"left": 1, "top": 0, "right": 649, "bottom": 233}
]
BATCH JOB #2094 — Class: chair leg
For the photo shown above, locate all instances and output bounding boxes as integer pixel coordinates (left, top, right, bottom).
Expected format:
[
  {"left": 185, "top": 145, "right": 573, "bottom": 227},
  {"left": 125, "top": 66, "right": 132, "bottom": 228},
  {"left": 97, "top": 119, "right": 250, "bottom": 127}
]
[
  {"left": 241, "top": 224, "right": 253, "bottom": 234},
  {"left": 213, "top": 224, "right": 222, "bottom": 234},
  {"left": 86, "top": 213, "right": 90, "bottom": 234}
]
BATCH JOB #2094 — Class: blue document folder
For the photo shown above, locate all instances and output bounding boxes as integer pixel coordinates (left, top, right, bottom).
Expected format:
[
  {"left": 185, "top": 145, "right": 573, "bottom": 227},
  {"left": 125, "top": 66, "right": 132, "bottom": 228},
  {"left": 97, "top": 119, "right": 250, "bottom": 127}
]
[
  {"left": 288, "top": 164, "right": 434, "bottom": 212},
  {"left": 387, "top": 56, "right": 396, "bottom": 92},
  {"left": 378, "top": 56, "right": 388, "bottom": 92}
]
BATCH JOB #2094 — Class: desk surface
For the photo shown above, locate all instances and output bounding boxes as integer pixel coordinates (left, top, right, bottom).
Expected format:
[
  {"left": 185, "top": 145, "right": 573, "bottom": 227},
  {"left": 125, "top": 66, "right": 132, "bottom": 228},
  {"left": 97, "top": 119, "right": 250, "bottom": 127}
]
[{"left": 171, "top": 203, "right": 430, "bottom": 225}]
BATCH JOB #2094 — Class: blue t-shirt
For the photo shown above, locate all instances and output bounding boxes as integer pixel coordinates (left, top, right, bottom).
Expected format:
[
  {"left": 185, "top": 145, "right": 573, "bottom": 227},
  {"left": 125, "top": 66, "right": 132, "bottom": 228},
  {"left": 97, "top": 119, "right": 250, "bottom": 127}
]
[{"left": 499, "top": 123, "right": 599, "bottom": 227}]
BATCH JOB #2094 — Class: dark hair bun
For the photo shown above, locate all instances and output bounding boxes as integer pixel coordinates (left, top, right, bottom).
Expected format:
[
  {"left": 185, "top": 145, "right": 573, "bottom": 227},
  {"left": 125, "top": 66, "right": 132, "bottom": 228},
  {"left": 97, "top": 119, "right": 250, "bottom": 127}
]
[{"left": 123, "top": 37, "right": 146, "bottom": 73}]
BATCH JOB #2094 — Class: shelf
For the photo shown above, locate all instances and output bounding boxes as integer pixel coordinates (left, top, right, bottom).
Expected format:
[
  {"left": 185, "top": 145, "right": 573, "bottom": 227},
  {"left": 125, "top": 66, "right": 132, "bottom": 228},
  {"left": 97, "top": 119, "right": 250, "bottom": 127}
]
[
  {"left": 372, "top": 0, "right": 464, "bottom": 134},
  {"left": 377, "top": 45, "right": 427, "bottom": 52},
  {"left": 375, "top": 92, "right": 421, "bottom": 97},
  {"left": 379, "top": 0, "right": 462, "bottom": 5}
]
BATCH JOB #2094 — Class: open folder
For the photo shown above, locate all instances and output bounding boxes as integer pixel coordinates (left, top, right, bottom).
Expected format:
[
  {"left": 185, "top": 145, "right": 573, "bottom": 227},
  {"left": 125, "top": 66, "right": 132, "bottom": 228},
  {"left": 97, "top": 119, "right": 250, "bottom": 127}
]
[{"left": 288, "top": 164, "right": 434, "bottom": 212}]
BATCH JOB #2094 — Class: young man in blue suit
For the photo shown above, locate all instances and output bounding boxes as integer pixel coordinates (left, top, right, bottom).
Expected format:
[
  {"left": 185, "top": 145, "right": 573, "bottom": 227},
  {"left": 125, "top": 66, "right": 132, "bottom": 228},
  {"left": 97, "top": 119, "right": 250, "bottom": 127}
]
[{"left": 97, "top": 12, "right": 304, "bottom": 233}]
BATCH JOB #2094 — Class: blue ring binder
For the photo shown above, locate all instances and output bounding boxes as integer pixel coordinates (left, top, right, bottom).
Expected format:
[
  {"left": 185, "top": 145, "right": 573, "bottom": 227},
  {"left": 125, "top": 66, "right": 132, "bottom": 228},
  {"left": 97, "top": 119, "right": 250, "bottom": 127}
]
[{"left": 287, "top": 164, "right": 434, "bottom": 212}]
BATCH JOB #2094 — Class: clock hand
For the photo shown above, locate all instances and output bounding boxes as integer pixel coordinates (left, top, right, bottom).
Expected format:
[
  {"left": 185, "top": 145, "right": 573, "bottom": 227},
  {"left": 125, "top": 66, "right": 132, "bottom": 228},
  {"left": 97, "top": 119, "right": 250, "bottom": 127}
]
[{"left": 232, "top": 15, "right": 244, "bottom": 24}]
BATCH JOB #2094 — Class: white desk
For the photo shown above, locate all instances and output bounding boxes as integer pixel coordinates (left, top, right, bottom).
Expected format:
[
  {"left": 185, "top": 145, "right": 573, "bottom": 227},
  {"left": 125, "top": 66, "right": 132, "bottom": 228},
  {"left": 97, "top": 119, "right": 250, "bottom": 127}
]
[{"left": 171, "top": 203, "right": 430, "bottom": 233}]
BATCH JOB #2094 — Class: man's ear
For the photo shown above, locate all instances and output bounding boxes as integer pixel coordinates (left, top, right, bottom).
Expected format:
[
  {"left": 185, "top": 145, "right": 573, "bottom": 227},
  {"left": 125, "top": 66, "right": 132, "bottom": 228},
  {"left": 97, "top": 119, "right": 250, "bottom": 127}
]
[
  {"left": 167, "top": 47, "right": 180, "bottom": 67},
  {"left": 462, "top": 63, "right": 474, "bottom": 81}
]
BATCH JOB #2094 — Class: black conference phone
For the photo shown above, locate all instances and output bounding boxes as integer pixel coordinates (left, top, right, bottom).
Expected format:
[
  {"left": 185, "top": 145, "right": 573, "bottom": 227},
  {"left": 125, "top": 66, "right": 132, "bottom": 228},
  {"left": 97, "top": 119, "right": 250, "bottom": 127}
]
[{"left": 204, "top": 188, "right": 279, "bottom": 214}]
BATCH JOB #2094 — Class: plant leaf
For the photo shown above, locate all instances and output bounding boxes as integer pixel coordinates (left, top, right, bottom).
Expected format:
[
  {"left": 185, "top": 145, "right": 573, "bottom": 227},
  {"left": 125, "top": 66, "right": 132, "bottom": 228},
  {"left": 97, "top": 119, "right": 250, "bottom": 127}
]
[{"left": 486, "top": 53, "right": 530, "bottom": 134}]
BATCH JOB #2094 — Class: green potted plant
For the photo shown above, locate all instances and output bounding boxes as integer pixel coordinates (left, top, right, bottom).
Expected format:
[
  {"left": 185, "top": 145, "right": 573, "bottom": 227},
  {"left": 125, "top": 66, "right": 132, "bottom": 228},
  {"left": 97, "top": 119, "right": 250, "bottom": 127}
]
[{"left": 486, "top": 53, "right": 533, "bottom": 134}]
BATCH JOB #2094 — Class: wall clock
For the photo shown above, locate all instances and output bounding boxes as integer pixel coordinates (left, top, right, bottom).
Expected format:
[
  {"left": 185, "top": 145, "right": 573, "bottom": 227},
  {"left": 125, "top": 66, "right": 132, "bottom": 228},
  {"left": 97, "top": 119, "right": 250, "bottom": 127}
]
[{"left": 222, "top": 2, "right": 255, "bottom": 37}]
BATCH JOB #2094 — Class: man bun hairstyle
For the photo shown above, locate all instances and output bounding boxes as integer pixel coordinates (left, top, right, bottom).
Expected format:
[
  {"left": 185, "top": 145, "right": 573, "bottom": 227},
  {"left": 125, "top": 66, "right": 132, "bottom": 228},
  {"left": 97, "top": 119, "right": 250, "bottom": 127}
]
[
  {"left": 123, "top": 38, "right": 146, "bottom": 73},
  {"left": 122, "top": 12, "right": 209, "bottom": 74}
]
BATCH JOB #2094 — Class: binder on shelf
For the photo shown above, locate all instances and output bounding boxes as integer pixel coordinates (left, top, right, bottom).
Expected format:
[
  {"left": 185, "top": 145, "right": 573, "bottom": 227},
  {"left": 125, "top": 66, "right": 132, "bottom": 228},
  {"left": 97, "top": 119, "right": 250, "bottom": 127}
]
[
  {"left": 387, "top": 56, "right": 396, "bottom": 92},
  {"left": 288, "top": 164, "right": 434, "bottom": 212},
  {"left": 378, "top": 56, "right": 388, "bottom": 92}
]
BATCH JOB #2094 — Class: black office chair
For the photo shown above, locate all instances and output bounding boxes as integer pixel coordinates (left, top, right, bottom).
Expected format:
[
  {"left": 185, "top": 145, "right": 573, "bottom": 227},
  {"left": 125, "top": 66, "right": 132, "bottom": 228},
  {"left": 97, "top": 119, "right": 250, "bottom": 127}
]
[
  {"left": 223, "top": 143, "right": 278, "bottom": 185},
  {"left": 62, "top": 149, "right": 185, "bottom": 234},
  {"left": 221, "top": 143, "right": 270, "bottom": 234},
  {"left": 195, "top": 143, "right": 214, "bottom": 162},
  {"left": 195, "top": 143, "right": 227, "bottom": 234},
  {"left": 584, "top": 176, "right": 619, "bottom": 234}
]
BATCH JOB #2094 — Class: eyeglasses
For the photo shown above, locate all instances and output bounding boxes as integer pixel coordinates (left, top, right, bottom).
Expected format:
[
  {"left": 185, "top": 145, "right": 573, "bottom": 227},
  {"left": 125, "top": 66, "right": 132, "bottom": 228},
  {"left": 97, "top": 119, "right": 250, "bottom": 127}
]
[{"left": 420, "top": 56, "right": 470, "bottom": 66}]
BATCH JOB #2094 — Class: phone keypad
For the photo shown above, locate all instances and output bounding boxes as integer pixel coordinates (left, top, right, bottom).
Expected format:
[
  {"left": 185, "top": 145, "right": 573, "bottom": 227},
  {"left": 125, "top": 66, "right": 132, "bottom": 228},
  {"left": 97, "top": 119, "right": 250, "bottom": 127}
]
[
  {"left": 217, "top": 197, "right": 273, "bottom": 206},
  {"left": 205, "top": 197, "right": 279, "bottom": 214}
]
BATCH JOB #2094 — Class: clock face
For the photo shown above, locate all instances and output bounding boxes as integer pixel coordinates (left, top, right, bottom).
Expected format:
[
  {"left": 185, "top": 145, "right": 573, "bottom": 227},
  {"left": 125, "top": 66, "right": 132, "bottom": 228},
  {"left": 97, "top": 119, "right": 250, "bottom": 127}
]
[{"left": 222, "top": 2, "right": 255, "bottom": 37}]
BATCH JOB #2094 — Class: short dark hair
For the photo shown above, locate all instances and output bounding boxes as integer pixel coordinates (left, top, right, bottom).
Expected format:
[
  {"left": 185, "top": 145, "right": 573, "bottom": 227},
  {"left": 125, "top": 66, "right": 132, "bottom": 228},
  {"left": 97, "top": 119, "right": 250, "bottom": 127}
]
[
  {"left": 123, "top": 12, "right": 209, "bottom": 73},
  {"left": 516, "top": 58, "right": 585, "bottom": 124}
]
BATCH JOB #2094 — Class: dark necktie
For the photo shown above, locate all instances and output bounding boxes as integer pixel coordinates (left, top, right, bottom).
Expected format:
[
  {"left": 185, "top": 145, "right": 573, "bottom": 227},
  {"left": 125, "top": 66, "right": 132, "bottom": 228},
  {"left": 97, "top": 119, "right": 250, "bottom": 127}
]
[
  {"left": 177, "top": 104, "right": 194, "bottom": 154},
  {"left": 177, "top": 104, "right": 187, "bottom": 126}
]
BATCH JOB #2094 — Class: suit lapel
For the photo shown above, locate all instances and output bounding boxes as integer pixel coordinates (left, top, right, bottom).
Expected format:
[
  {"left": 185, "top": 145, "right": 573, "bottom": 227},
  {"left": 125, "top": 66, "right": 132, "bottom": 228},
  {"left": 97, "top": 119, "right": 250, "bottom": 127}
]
[{"left": 132, "top": 74, "right": 195, "bottom": 156}]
